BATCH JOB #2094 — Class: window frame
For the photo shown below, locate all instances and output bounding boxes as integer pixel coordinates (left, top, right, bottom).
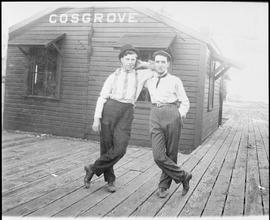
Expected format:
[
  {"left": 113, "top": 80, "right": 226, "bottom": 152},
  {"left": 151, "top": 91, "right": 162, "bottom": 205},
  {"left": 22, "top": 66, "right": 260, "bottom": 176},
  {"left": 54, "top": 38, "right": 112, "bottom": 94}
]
[
  {"left": 24, "top": 43, "right": 63, "bottom": 100},
  {"left": 136, "top": 48, "right": 158, "bottom": 103},
  {"left": 207, "top": 58, "right": 216, "bottom": 112}
]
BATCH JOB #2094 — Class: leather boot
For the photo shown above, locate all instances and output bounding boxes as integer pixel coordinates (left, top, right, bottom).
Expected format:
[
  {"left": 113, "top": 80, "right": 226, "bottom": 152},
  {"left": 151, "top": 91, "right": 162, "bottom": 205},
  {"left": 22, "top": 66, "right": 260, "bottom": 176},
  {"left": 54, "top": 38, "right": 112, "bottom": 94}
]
[
  {"left": 84, "top": 165, "right": 94, "bottom": 188},
  {"left": 182, "top": 172, "right": 192, "bottom": 196},
  {"left": 107, "top": 181, "right": 116, "bottom": 192},
  {"left": 157, "top": 187, "right": 169, "bottom": 198}
]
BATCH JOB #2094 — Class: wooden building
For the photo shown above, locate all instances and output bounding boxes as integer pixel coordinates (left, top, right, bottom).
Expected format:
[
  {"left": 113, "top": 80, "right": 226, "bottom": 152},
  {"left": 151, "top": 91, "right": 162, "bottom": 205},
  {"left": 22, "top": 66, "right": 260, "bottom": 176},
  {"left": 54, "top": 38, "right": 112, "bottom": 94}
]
[{"left": 4, "top": 6, "right": 239, "bottom": 153}]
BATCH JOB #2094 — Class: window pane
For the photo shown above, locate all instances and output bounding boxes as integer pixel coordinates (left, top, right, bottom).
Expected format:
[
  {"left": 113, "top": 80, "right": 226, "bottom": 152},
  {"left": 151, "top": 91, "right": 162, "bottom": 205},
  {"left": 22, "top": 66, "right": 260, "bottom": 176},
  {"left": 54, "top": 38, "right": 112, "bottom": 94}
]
[
  {"left": 31, "top": 48, "right": 46, "bottom": 96},
  {"left": 46, "top": 47, "right": 58, "bottom": 97},
  {"left": 28, "top": 46, "right": 58, "bottom": 97},
  {"left": 140, "top": 50, "right": 152, "bottom": 61},
  {"left": 136, "top": 50, "right": 153, "bottom": 102},
  {"left": 137, "top": 87, "right": 151, "bottom": 102}
]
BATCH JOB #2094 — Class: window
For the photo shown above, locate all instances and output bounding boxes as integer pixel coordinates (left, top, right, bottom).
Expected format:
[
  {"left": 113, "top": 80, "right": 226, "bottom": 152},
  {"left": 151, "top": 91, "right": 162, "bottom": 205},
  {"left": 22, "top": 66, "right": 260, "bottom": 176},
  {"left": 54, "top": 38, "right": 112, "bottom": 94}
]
[
  {"left": 136, "top": 49, "right": 156, "bottom": 102},
  {"left": 139, "top": 49, "right": 155, "bottom": 62},
  {"left": 8, "top": 33, "right": 65, "bottom": 99},
  {"left": 208, "top": 59, "right": 216, "bottom": 111},
  {"left": 27, "top": 46, "right": 60, "bottom": 98}
]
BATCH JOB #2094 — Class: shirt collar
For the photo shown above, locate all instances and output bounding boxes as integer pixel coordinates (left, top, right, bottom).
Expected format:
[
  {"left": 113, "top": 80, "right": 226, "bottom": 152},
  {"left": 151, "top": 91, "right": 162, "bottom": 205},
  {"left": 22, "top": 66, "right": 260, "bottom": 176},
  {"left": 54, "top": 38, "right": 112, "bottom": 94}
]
[
  {"left": 154, "top": 70, "right": 168, "bottom": 78},
  {"left": 121, "top": 68, "right": 135, "bottom": 74}
]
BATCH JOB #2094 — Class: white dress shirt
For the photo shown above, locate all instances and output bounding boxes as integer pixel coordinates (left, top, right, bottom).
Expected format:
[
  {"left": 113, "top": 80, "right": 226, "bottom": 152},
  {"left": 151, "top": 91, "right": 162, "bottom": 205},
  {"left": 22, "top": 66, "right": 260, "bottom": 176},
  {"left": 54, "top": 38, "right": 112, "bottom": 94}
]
[
  {"left": 94, "top": 68, "right": 154, "bottom": 118},
  {"left": 145, "top": 71, "right": 190, "bottom": 118}
]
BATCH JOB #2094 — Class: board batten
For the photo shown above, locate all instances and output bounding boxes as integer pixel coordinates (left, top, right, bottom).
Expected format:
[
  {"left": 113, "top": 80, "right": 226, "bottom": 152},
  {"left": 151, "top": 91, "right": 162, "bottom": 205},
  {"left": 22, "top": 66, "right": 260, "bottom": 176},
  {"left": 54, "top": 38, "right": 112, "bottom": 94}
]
[
  {"left": 86, "top": 8, "right": 201, "bottom": 153},
  {"left": 4, "top": 7, "right": 92, "bottom": 138},
  {"left": 201, "top": 55, "right": 221, "bottom": 141}
]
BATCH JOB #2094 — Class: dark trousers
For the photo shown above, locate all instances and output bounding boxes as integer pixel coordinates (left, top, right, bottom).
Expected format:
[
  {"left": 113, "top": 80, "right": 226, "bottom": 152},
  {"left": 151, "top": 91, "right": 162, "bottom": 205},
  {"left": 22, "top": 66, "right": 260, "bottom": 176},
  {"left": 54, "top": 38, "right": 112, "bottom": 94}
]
[
  {"left": 91, "top": 99, "right": 134, "bottom": 183},
  {"left": 150, "top": 105, "right": 187, "bottom": 189}
]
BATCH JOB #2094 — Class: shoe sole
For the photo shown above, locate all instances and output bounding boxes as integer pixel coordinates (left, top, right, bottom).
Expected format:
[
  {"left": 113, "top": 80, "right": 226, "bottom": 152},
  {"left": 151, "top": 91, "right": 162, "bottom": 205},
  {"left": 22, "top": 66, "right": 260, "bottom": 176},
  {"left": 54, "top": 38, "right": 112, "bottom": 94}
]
[
  {"left": 182, "top": 174, "right": 192, "bottom": 196},
  {"left": 84, "top": 166, "right": 92, "bottom": 188},
  {"left": 107, "top": 188, "right": 116, "bottom": 193},
  {"left": 157, "top": 191, "right": 169, "bottom": 198},
  {"left": 157, "top": 194, "right": 168, "bottom": 198}
]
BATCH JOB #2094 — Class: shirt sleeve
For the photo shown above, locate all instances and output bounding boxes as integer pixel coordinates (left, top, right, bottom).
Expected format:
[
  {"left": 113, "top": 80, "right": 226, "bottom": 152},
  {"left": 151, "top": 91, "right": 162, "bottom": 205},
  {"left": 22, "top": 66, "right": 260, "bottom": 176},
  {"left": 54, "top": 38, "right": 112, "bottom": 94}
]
[
  {"left": 94, "top": 73, "right": 115, "bottom": 119},
  {"left": 175, "top": 77, "right": 190, "bottom": 118},
  {"left": 135, "top": 69, "right": 154, "bottom": 100}
]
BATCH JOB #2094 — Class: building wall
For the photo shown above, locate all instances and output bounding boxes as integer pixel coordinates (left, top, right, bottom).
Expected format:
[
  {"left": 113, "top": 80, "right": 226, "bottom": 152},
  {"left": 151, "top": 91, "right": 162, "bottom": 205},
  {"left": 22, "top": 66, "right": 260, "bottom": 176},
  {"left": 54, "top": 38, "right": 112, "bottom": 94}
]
[
  {"left": 4, "top": 7, "right": 204, "bottom": 153},
  {"left": 201, "top": 54, "right": 221, "bottom": 141},
  {"left": 85, "top": 7, "right": 203, "bottom": 153},
  {"left": 4, "top": 7, "right": 91, "bottom": 138}
]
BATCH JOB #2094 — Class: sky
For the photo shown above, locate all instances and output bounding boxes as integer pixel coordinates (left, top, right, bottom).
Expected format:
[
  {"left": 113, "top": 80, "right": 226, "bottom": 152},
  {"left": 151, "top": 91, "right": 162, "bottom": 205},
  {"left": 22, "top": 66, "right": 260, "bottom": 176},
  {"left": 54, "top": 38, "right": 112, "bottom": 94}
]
[{"left": 2, "top": 1, "right": 269, "bottom": 102}]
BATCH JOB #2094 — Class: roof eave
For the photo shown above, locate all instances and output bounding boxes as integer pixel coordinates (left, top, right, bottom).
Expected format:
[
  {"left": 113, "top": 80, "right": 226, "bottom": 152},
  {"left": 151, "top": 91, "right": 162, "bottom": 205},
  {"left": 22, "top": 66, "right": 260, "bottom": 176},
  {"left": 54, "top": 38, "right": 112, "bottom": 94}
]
[{"left": 9, "top": 6, "right": 60, "bottom": 35}]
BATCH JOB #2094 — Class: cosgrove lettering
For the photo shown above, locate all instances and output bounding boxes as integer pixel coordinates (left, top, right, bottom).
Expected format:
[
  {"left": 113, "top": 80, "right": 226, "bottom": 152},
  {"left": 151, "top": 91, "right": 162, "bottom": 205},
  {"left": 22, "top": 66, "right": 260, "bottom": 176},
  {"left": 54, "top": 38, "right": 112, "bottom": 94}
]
[{"left": 49, "top": 13, "right": 138, "bottom": 23}]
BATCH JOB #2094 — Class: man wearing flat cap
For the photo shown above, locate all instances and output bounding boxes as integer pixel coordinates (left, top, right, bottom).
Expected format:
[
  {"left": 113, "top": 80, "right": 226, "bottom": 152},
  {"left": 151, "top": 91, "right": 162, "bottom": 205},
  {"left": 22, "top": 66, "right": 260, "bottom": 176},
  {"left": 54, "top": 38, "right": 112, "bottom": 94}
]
[
  {"left": 84, "top": 44, "right": 154, "bottom": 192},
  {"left": 144, "top": 49, "right": 192, "bottom": 198}
]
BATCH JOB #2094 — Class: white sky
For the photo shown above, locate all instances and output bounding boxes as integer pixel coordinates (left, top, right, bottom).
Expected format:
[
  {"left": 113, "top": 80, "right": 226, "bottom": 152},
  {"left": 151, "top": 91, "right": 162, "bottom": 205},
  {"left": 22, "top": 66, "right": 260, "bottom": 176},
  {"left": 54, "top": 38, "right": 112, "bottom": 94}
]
[{"left": 2, "top": 1, "right": 269, "bottom": 102}]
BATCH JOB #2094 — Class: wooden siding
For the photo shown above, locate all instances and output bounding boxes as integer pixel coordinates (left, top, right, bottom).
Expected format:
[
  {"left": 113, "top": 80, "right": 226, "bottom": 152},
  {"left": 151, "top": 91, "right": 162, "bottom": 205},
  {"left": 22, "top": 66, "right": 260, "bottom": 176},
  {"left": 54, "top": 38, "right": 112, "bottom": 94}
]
[
  {"left": 85, "top": 7, "right": 203, "bottom": 153},
  {"left": 194, "top": 44, "right": 208, "bottom": 148},
  {"left": 4, "top": 7, "right": 92, "bottom": 138},
  {"left": 5, "top": 7, "right": 204, "bottom": 153},
  {"left": 201, "top": 54, "right": 221, "bottom": 141}
]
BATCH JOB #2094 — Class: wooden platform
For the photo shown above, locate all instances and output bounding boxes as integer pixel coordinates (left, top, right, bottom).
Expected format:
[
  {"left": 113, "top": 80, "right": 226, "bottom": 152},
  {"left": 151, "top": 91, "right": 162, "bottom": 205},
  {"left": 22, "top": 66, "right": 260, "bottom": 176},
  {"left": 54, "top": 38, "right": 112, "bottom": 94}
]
[{"left": 2, "top": 101, "right": 269, "bottom": 217}]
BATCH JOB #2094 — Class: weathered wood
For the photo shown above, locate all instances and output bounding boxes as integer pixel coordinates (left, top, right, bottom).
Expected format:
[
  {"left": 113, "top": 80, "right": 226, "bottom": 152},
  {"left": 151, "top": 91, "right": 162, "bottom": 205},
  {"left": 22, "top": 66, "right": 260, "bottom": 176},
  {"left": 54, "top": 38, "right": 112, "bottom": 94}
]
[
  {"left": 258, "top": 122, "right": 269, "bottom": 161},
  {"left": 2, "top": 133, "right": 35, "bottom": 143},
  {"left": 2, "top": 142, "right": 95, "bottom": 196},
  {"left": 107, "top": 172, "right": 160, "bottom": 216},
  {"left": 29, "top": 151, "right": 154, "bottom": 217},
  {"left": 194, "top": 44, "right": 207, "bottom": 148},
  {"left": 244, "top": 113, "right": 263, "bottom": 215},
  {"left": 222, "top": 116, "right": 248, "bottom": 216},
  {"left": 2, "top": 139, "right": 92, "bottom": 177},
  {"left": 2, "top": 136, "right": 40, "bottom": 149},
  {"left": 106, "top": 151, "right": 192, "bottom": 217},
  {"left": 2, "top": 142, "right": 141, "bottom": 214},
  {"left": 2, "top": 149, "right": 93, "bottom": 197},
  {"left": 201, "top": 60, "right": 221, "bottom": 141},
  {"left": 180, "top": 118, "right": 242, "bottom": 217},
  {"left": 79, "top": 165, "right": 159, "bottom": 217},
  {"left": 4, "top": 148, "right": 145, "bottom": 216},
  {"left": 198, "top": 119, "right": 242, "bottom": 216},
  {"left": 2, "top": 102, "right": 268, "bottom": 217},
  {"left": 252, "top": 119, "right": 269, "bottom": 215},
  {"left": 156, "top": 119, "right": 234, "bottom": 217}
]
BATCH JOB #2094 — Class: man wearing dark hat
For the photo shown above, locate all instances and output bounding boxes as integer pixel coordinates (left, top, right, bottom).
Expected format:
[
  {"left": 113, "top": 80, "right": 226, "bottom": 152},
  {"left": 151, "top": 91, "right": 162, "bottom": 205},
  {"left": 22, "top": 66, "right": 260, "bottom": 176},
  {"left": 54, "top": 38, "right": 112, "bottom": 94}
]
[
  {"left": 84, "top": 44, "right": 154, "bottom": 192},
  {"left": 144, "top": 49, "right": 192, "bottom": 198}
]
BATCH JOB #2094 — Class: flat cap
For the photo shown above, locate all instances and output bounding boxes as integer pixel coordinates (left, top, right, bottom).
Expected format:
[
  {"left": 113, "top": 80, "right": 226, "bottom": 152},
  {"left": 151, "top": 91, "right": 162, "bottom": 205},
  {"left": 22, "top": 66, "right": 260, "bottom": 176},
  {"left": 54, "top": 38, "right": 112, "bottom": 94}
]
[
  {"left": 152, "top": 49, "right": 172, "bottom": 61},
  {"left": 118, "top": 44, "right": 140, "bottom": 59}
]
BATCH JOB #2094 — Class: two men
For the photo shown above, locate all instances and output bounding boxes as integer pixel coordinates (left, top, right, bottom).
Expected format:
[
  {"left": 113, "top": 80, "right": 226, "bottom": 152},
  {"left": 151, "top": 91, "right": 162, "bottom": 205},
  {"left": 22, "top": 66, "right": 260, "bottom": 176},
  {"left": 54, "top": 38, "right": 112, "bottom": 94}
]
[
  {"left": 84, "top": 44, "right": 192, "bottom": 197},
  {"left": 84, "top": 44, "right": 153, "bottom": 192}
]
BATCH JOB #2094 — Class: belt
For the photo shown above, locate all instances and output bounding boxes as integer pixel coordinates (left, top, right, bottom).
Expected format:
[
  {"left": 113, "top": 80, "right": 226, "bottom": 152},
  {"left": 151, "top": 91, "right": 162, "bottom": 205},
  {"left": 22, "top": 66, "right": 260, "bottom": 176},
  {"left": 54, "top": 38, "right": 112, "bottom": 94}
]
[{"left": 152, "top": 102, "right": 178, "bottom": 108}]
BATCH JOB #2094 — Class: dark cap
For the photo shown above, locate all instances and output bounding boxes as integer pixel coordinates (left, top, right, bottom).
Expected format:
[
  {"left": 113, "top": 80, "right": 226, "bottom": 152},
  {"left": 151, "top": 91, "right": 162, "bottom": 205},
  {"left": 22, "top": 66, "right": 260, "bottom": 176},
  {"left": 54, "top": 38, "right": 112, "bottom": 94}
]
[
  {"left": 118, "top": 44, "right": 139, "bottom": 60},
  {"left": 152, "top": 49, "right": 172, "bottom": 62}
]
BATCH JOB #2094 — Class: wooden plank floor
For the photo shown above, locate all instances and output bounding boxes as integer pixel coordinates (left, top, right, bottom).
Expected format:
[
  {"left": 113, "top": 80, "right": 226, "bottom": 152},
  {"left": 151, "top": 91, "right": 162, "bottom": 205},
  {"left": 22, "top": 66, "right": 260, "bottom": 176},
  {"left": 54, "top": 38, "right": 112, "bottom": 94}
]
[{"left": 2, "top": 101, "right": 269, "bottom": 217}]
